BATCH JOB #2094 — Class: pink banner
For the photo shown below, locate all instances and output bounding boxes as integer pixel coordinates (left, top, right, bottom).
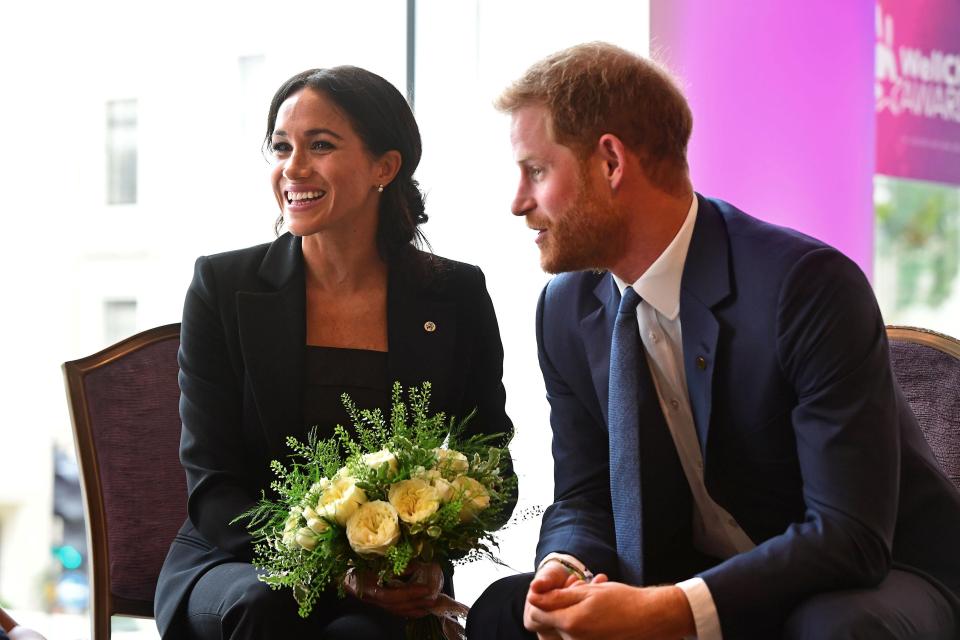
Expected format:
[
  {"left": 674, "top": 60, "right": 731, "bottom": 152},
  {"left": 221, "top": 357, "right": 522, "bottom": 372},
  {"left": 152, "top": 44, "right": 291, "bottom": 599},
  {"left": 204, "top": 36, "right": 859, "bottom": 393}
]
[{"left": 876, "top": 0, "right": 960, "bottom": 186}]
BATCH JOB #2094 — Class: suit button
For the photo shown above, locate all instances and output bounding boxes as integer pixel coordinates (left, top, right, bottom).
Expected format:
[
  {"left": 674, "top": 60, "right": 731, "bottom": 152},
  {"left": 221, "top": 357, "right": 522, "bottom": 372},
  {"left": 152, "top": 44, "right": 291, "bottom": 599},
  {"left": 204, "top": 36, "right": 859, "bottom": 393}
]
[
  {"left": 424, "top": 321, "right": 436, "bottom": 332},
  {"left": 696, "top": 356, "right": 707, "bottom": 369}
]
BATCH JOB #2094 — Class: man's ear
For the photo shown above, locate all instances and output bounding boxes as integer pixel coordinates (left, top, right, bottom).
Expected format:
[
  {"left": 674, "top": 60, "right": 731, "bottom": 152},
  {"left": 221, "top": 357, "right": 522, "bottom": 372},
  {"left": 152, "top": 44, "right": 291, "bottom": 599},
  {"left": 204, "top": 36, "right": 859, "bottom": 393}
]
[
  {"left": 596, "top": 134, "right": 627, "bottom": 191},
  {"left": 375, "top": 150, "right": 402, "bottom": 187}
]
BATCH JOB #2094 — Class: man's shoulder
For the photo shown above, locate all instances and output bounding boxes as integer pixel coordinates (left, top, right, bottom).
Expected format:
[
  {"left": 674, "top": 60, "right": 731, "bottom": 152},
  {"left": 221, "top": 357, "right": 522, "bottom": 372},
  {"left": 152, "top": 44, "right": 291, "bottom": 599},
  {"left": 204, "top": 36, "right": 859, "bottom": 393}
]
[
  {"left": 542, "top": 270, "right": 607, "bottom": 311},
  {"left": 706, "top": 197, "right": 829, "bottom": 252}
]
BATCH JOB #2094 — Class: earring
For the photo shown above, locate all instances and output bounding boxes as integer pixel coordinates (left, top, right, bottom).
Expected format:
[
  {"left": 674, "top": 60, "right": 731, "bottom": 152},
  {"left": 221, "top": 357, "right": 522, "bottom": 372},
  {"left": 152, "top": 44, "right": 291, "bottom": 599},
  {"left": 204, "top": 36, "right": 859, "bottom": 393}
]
[{"left": 377, "top": 184, "right": 385, "bottom": 193}]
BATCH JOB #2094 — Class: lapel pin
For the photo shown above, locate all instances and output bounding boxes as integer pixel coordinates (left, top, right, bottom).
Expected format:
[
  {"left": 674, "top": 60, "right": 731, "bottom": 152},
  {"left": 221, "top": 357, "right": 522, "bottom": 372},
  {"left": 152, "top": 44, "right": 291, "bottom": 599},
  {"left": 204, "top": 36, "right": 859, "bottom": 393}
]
[
  {"left": 696, "top": 356, "right": 707, "bottom": 370},
  {"left": 423, "top": 321, "right": 437, "bottom": 333}
]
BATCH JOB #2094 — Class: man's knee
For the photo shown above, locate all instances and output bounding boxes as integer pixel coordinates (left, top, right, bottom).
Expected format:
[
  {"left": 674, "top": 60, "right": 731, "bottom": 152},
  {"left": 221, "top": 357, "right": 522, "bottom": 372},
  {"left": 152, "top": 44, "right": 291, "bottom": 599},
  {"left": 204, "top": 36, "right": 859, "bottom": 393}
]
[
  {"left": 783, "top": 572, "right": 957, "bottom": 640},
  {"left": 784, "top": 595, "right": 900, "bottom": 640},
  {"left": 468, "top": 573, "right": 535, "bottom": 640}
]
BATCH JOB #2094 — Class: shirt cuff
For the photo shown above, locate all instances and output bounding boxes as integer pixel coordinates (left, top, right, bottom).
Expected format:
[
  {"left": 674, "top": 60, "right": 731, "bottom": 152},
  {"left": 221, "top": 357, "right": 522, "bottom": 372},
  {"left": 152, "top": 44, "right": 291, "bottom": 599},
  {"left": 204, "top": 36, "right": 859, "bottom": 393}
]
[{"left": 676, "top": 577, "right": 722, "bottom": 640}]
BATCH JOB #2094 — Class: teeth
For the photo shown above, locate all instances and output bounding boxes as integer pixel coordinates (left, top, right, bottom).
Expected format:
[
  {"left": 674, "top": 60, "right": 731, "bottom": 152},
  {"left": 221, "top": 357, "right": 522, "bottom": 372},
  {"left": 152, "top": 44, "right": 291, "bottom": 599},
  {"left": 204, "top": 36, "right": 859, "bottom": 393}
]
[{"left": 287, "top": 190, "right": 325, "bottom": 203}]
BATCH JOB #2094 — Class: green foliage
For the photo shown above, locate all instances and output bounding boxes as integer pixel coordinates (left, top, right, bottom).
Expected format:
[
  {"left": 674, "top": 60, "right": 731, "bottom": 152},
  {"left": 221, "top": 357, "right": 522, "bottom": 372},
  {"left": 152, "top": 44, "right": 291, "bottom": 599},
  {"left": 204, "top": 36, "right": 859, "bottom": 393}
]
[
  {"left": 233, "top": 381, "right": 513, "bottom": 624},
  {"left": 875, "top": 176, "right": 960, "bottom": 313}
]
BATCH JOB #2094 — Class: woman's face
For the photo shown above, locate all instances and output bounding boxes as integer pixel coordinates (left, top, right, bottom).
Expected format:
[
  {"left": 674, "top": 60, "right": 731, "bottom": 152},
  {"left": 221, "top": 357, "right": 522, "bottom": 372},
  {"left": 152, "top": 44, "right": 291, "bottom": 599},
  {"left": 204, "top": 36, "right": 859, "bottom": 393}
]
[{"left": 269, "top": 88, "right": 389, "bottom": 239}]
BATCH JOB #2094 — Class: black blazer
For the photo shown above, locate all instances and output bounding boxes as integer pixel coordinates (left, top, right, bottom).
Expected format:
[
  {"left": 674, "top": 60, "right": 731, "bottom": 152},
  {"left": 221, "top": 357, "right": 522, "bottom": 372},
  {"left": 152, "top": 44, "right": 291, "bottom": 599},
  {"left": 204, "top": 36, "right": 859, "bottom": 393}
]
[{"left": 154, "top": 234, "right": 514, "bottom": 637}]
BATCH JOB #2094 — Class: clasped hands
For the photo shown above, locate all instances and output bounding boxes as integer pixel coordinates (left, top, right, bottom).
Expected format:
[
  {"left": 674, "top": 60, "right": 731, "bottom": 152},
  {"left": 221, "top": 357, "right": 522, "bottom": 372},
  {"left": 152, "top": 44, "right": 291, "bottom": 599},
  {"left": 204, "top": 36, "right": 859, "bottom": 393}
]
[
  {"left": 344, "top": 560, "right": 443, "bottom": 619},
  {"left": 523, "top": 560, "right": 696, "bottom": 640}
]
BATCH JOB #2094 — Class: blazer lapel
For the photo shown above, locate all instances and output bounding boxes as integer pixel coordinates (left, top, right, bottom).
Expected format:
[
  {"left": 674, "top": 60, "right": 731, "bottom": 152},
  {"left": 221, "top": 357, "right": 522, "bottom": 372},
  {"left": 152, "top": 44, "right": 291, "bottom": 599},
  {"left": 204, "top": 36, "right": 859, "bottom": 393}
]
[
  {"left": 237, "top": 234, "right": 306, "bottom": 456},
  {"left": 680, "top": 195, "right": 732, "bottom": 457},
  {"left": 386, "top": 262, "right": 456, "bottom": 413},
  {"left": 582, "top": 273, "right": 620, "bottom": 427}
]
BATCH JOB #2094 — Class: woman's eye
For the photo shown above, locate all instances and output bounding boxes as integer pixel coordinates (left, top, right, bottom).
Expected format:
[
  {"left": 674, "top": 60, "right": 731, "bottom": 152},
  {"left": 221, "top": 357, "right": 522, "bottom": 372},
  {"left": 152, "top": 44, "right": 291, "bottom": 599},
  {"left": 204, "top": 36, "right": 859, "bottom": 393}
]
[
  {"left": 529, "top": 166, "right": 544, "bottom": 179},
  {"left": 270, "top": 142, "right": 291, "bottom": 155},
  {"left": 311, "top": 140, "right": 335, "bottom": 151}
]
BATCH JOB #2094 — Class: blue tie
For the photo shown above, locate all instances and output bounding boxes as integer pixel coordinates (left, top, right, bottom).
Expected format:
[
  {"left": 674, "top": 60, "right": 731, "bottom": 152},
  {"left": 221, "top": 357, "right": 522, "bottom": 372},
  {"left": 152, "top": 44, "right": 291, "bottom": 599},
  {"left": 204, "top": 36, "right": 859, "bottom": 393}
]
[
  {"left": 608, "top": 286, "right": 696, "bottom": 586},
  {"left": 608, "top": 286, "right": 646, "bottom": 585}
]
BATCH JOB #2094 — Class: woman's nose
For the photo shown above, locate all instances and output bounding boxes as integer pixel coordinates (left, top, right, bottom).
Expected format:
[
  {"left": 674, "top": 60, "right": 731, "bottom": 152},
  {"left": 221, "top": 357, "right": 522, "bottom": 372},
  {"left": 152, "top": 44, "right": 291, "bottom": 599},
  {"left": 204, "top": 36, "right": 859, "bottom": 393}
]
[{"left": 282, "top": 148, "right": 312, "bottom": 180}]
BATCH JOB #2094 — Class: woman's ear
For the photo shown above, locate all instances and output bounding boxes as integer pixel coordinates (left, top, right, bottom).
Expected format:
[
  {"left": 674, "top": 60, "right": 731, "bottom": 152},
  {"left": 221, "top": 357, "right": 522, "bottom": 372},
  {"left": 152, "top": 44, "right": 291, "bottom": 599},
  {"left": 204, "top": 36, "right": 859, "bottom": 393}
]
[
  {"left": 375, "top": 150, "right": 402, "bottom": 188},
  {"left": 596, "top": 134, "right": 627, "bottom": 191}
]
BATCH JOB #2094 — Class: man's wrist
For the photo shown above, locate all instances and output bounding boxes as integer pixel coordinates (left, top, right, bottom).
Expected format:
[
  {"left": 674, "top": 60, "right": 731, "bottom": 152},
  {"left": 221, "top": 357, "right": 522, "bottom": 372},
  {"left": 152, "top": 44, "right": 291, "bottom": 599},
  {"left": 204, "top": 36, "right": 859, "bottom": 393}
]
[
  {"left": 537, "top": 553, "right": 592, "bottom": 577},
  {"left": 538, "top": 556, "right": 594, "bottom": 582},
  {"left": 665, "top": 585, "right": 697, "bottom": 637}
]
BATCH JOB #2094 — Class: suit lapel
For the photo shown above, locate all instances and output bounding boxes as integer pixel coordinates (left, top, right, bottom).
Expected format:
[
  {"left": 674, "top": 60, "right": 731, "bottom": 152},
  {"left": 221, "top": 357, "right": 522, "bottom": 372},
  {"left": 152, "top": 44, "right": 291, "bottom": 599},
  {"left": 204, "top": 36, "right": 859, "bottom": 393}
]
[
  {"left": 237, "top": 234, "right": 306, "bottom": 456},
  {"left": 680, "top": 195, "right": 731, "bottom": 456},
  {"left": 582, "top": 273, "right": 619, "bottom": 426},
  {"left": 386, "top": 261, "right": 456, "bottom": 413}
]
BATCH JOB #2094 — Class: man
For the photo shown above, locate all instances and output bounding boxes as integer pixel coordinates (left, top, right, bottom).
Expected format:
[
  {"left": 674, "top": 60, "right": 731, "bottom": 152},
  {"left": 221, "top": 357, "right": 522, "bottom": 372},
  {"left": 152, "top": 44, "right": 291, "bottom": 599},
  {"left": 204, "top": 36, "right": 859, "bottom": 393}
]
[{"left": 467, "top": 42, "right": 960, "bottom": 639}]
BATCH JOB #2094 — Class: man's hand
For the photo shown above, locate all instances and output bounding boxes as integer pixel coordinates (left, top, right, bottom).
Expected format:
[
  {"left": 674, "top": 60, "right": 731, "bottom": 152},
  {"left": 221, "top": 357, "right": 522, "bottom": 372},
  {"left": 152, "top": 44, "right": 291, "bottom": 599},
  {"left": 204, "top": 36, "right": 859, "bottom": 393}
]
[
  {"left": 343, "top": 561, "right": 442, "bottom": 619},
  {"left": 526, "top": 573, "right": 696, "bottom": 640},
  {"left": 523, "top": 560, "right": 584, "bottom": 639}
]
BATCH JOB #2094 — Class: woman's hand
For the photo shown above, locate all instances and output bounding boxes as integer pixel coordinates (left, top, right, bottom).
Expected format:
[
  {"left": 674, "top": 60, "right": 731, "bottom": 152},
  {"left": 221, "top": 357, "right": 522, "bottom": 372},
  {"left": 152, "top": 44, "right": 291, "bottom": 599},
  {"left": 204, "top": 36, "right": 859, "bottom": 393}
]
[{"left": 343, "top": 561, "right": 443, "bottom": 619}]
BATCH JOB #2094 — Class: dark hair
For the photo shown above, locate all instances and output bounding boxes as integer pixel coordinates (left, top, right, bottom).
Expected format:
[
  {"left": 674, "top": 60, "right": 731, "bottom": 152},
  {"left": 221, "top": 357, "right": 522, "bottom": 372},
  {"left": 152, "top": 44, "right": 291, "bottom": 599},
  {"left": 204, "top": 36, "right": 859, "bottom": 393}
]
[
  {"left": 496, "top": 42, "right": 692, "bottom": 195},
  {"left": 265, "top": 66, "right": 428, "bottom": 259}
]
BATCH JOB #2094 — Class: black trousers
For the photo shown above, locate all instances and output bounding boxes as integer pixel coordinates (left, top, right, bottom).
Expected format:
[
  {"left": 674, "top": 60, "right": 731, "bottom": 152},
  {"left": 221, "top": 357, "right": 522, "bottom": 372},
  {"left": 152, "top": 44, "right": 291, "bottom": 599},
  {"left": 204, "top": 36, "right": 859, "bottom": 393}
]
[
  {"left": 183, "top": 562, "right": 406, "bottom": 640},
  {"left": 466, "top": 569, "right": 958, "bottom": 640}
]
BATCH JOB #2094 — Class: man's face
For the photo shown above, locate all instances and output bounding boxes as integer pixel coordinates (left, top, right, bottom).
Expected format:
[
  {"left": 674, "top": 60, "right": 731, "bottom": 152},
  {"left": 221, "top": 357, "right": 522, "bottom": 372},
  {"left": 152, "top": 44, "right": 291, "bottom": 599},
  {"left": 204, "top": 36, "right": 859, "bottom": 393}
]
[{"left": 509, "top": 105, "right": 625, "bottom": 274}]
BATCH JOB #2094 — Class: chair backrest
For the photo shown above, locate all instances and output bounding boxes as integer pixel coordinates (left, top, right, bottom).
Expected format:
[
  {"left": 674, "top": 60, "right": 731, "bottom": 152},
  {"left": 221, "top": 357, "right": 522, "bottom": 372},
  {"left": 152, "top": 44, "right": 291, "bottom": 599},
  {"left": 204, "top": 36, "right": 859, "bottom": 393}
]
[
  {"left": 62, "top": 324, "right": 184, "bottom": 640},
  {"left": 887, "top": 325, "right": 960, "bottom": 491}
]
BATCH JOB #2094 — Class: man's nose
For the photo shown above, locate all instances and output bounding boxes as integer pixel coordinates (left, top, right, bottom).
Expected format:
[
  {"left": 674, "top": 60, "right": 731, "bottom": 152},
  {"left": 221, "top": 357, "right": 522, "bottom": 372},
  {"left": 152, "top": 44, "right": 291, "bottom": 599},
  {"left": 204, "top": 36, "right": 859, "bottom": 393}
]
[{"left": 511, "top": 185, "right": 534, "bottom": 217}]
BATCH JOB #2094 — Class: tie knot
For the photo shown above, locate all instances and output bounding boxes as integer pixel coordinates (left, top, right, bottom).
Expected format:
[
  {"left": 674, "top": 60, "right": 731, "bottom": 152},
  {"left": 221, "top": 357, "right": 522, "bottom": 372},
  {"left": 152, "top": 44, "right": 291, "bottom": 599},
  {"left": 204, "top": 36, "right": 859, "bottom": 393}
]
[{"left": 618, "top": 286, "right": 641, "bottom": 315}]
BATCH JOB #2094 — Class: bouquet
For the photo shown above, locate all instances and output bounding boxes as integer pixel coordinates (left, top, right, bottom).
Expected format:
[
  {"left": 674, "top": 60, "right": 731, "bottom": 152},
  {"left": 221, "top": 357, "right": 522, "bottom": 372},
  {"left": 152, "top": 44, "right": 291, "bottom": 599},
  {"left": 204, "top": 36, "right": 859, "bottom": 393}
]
[{"left": 237, "top": 382, "right": 514, "bottom": 639}]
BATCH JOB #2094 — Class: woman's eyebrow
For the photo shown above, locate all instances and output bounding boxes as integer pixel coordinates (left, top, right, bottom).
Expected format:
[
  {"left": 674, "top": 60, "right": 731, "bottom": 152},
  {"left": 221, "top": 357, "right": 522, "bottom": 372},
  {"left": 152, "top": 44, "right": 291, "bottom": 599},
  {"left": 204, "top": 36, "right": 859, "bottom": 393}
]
[{"left": 272, "top": 128, "right": 344, "bottom": 140}]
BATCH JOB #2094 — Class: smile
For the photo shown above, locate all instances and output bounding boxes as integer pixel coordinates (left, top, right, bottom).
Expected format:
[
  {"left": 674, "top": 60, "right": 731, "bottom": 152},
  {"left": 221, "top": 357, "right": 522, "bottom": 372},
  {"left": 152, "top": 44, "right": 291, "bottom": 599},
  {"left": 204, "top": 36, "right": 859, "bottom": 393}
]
[{"left": 286, "top": 190, "right": 326, "bottom": 204}]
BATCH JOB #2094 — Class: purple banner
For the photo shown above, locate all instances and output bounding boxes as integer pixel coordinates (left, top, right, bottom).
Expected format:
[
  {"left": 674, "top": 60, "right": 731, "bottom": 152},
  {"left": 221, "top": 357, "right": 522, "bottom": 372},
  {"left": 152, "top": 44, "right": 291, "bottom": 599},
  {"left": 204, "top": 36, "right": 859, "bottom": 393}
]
[{"left": 876, "top": 0, "right": 960, "bottom": 186}]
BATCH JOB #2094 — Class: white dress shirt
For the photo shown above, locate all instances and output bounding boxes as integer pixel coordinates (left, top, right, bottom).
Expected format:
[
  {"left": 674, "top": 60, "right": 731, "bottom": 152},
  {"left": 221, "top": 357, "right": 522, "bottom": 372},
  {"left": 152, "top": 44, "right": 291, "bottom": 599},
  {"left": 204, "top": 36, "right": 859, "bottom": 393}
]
[{"left": 542, "top": 196, "right": 754, "bottom": 640}]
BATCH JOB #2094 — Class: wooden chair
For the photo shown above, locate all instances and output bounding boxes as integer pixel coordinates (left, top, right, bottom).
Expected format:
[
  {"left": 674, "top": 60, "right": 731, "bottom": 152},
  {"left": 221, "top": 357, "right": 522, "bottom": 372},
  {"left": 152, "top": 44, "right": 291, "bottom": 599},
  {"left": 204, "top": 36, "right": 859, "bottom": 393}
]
[
  {"left": 62, "top": 324, "right": 184, "bottom": 639},
  {"left": 887, "top": 325, "right": 960, "bottom": 490}
]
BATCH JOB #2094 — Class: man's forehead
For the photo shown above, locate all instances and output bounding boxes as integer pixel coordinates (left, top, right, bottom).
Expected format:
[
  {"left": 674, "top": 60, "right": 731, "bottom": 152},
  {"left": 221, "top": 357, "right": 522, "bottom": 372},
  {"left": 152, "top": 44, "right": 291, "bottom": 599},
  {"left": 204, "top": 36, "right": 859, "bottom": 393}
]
[{"left": 510, "top": 105, "right": 553, "bottom": 150}]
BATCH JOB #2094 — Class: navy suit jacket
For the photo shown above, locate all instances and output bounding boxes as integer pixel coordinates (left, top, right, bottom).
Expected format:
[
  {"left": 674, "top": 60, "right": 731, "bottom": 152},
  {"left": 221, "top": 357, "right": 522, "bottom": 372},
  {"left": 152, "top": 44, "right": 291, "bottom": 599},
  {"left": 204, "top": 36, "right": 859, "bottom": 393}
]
[
  {"left": 154, "top": 233, "right": 514, "bottom": 637},
  {"left": 535, "top": 196, "right": 960, "bottom": 637}
]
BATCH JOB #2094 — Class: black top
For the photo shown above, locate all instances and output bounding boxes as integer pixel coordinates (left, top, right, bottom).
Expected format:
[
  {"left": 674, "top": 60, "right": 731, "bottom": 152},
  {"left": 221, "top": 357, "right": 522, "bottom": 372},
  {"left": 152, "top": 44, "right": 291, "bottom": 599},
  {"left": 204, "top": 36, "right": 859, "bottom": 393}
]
[{"left": 303, "top": 346, "right": 390, "bottom": 435}]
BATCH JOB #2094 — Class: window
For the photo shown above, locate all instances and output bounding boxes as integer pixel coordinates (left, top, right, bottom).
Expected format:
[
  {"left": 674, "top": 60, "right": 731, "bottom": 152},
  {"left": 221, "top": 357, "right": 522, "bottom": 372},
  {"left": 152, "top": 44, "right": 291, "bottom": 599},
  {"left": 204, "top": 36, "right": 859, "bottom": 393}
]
[
  {"left": 103, "top": 298, "right": 137, "bottom": 344},
  {"left": 106, "top": 99, "right": 138, "bottom": 205}
]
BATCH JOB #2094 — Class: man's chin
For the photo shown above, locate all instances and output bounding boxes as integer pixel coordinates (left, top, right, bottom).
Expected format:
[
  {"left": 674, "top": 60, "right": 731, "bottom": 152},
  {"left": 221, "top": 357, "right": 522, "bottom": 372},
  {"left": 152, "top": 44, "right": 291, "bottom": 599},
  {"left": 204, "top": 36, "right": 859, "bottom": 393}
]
[{"left": 539, "top": 252, "right": 602, "bottom": 275}]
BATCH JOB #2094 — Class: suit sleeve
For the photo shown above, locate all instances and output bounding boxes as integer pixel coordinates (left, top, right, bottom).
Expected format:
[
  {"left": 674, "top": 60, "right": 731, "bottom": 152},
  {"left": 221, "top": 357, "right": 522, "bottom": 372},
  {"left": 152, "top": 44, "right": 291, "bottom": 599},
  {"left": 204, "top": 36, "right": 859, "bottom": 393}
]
[
  {"left": 701, "top": 248, "right": 898, "bottom": 636},
  {"left": 458, "top": 266, "right": 517, "bottom": 528},
  {"left": 177, "top": 256, "right": 257, "bottom": 559},
  {"left": 534, "top": 283, "right": 620, "bottom": 576}
]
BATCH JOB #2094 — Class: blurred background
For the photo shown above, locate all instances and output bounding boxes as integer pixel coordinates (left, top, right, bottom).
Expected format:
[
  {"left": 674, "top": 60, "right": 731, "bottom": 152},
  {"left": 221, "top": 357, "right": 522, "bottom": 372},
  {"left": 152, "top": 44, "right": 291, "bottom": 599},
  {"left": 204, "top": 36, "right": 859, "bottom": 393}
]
[{"left": 0, "top": 0, "right": 957, "bottom": 637}]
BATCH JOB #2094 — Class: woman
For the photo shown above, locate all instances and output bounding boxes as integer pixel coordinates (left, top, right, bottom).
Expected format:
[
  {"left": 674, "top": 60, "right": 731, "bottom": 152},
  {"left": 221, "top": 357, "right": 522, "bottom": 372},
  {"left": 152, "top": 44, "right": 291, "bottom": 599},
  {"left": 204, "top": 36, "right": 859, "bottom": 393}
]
[{"left": 154, "top": 66, "right": 514, "bottom": 639}]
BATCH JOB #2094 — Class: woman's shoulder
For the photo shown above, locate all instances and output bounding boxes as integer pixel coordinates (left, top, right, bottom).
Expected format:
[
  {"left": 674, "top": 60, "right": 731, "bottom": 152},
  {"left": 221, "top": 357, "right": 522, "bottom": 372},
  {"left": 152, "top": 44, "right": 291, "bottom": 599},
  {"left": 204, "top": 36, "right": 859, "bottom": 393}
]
[
  {"left": 194, "top": 234, "right": 299, "bottom": 286},
  {"left": 200, "top": 237, "right": 281, "bottom": 271},
  {"left": 396, "top": 248, "right": 485, "bottom": 294}
]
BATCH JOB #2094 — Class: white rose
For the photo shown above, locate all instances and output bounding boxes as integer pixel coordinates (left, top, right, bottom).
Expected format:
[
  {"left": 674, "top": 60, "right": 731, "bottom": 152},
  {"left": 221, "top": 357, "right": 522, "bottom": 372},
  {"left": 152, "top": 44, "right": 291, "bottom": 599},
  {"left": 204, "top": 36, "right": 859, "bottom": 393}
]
[
  {"left": 346, "top": 500, "right": 401, "bottom": 556},
  {"left": 281, "top": 507, "right": 302, "bottom": 549},
  {"left": 295, "top": 526, "right": 319, "bottom": 551},
  {"left": 418, "top": 468, "right": 455, "bottom": 502},
  {"left": 302, "top": 506, "right": 331, "bottom": 534},
  {"left": 316, "top": 476, "right": 368, "bottom": 526},
  {"left": 362, "top": 449, "right": 399, "bottom": 477},
  {"left": 452, "top": 475, "right": 491, "bottom": 522},
  {"left": 434, "top": 448, "right": 469, "bottom": 477},
  {"left": 388, "top": 478, "right": 441, "bottom": 523}
]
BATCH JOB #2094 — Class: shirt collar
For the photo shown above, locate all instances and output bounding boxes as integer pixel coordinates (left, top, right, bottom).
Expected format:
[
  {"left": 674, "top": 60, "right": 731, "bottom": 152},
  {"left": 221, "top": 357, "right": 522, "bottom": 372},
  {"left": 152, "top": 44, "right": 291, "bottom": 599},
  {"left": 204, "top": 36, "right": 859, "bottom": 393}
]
[{"left": 613, "top": 195, "right": 698, "bottom": 320}]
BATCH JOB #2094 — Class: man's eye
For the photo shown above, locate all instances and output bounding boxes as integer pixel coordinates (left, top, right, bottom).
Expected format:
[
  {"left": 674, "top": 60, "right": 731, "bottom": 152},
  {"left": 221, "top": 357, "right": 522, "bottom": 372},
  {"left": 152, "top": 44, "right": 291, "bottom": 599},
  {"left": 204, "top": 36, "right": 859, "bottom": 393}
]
[{"left": 530, "top": 167, "right": 544, "bottom": 179}]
